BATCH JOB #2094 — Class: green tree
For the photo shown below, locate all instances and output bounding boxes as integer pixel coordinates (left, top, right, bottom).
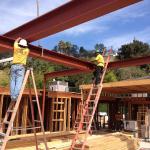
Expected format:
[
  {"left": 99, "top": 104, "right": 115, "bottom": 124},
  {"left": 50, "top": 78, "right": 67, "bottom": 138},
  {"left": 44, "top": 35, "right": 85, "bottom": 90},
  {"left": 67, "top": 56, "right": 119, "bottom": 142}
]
[
  {"left": 115, "top": 67, "right": 147, "bottom": 81},
  {"left": 57, "top": 40, "right": 73, "bottom": 55},
  {"left": 104, "top": 71, "right": 117, "bottom": 82},
  {"left": 118, "top": 39, "right": 150, "bottom": 60},
  {"left": 94, "top": 43, "right": 105, "bottom": 51},
  {"left": 116, "top": 39, "right": 150, "bottom": 80}
]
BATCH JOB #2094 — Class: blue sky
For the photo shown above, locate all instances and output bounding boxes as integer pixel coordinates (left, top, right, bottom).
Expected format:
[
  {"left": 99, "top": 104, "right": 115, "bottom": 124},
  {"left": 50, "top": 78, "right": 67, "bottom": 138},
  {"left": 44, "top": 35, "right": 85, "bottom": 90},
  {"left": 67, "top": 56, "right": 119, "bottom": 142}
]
[{"left": 0, "top": 0, "right": 150, "bottom": 51}]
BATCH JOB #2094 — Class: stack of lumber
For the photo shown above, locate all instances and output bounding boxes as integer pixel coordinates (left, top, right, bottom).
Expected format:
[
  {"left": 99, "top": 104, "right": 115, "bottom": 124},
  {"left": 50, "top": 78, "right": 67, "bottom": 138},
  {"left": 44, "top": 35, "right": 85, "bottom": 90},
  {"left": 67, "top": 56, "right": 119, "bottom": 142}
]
[{"left": 6, "top": 132, "right": 139, "bottom": 150}]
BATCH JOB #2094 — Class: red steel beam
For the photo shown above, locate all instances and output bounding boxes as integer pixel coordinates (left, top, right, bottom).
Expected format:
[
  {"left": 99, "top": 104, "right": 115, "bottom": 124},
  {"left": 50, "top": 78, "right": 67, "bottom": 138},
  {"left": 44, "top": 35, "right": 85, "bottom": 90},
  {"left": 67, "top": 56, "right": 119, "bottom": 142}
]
[
  {"left": 0, "top": 35, "right": 94, "bottom": 71},
  {"left": 0, "top": 36, "right": 150, "bottom": 74},
  {"left": 44, "top": 56, "right": 150, "bottom": 78},
  {"left": 4, "top": 0, "right": 141, "bottom": 41},
  {"left": 109, "top": 56, "right": 150, "bottom": 68},
  {"left": 0, "top": 36, "right": 150, "bottom": 72},
  {"left": 1, "top": 35, "right": 150, "bottom": 74},
  {"left": 44, "top": 69, "right": 88, "bottom": 79}
]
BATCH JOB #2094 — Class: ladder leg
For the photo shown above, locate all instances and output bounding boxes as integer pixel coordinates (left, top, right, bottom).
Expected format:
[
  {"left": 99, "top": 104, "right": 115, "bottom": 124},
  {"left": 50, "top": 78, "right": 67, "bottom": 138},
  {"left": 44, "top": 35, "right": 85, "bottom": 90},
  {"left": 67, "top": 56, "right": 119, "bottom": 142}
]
[
  {"left": 28, "top": 78, "right": 39, "bottom": 150},
  {"left": 30, "top": 69, "right": 48, "bottom": 150},
  {"left": 0, "top": 101, "right": 15, "bottom": 133},
  {"left": 3, "top": 101, "right": 15, "bottom": 122},
  {"left": 71, "top": 49, "right": 112, "bottom": 150},
  {"left": 1, "top": 70, "right": 30, "bottom": 150}
]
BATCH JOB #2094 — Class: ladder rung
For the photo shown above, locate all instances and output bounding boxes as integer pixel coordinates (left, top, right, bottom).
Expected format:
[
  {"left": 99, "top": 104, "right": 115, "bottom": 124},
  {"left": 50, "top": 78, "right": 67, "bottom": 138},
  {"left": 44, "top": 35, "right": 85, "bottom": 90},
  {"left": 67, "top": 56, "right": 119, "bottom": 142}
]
[
  {"left": 53, "top": 110, "right": 64, "bottom": 112},
  {"left": 32, "top": 100, "right": 37, "bottom": 102},
  {"left": 52, "top": 119, "right": 64, "bottom": 121},
  {"left": 85, "top": 114, "right": 92, "bottom": 117},
  {"left": 13, "top": 126, "right": 41, "bottom": 131},
  {"left": 87, "top": 107, "right": 93, "bottom": 109},
  {"left": 34, "top": 120, "right": 41, "bottom": 123},
  {"left": 72, "top": 147, "right": 82, "bottom": 150},
  {"left": 7, "top": 110, "right": 14, "bottom": 113},
  {"left": 82, "top": 122, "right": 88, "bottom": 124},
  {"left": 76, "top": 117, "right": 81, "bottom": 119},
  {"left": 89, "top": 100, "right": 95, "bottom": 102},
  {"left": 90, "top": 99, "right": 95, "bottom": 101},
  {"left": 53, "top": 102, "right": 64, "bottom": 104},
  {"left": 90, "top": 94, "right": 96, "bottom": 96},
  {"left": 3, "top": 121, "right": 10, "bottom": 124}
]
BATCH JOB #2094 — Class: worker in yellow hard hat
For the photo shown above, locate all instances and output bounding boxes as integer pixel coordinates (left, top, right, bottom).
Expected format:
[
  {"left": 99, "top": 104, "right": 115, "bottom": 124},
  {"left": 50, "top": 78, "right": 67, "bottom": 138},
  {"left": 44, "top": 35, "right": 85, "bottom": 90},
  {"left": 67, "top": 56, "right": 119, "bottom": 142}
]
[
  {"left": 92, "top": 49, "right": 104, "bottom": 85},
  {"left": 10, "top": 37, "right": 30, "bottom": 101}
]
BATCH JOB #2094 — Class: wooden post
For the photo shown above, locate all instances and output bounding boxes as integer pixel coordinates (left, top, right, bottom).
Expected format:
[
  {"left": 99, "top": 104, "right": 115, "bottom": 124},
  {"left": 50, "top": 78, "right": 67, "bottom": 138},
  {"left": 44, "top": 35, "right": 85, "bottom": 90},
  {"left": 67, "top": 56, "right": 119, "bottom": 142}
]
[
  {"left": 72, "top": 100, "right": 75, "bottom": 129},
  {"left": 55, "top": 97, "right": 58, "bottom": 131},
  {"left": 42, "top": 77, "right": 46, "bottom": 120},
  {"left": 63, "top": 98, "right": 67, "bottom": 131},
  {"left": 0, "top": 94, "right": 4, "bottom": 123},
  {"left": 128, "top": 102, "right": 132, "bottom": 120},
  {"left": 50, "top": 98, "right": 54, "bottom": 132},
  {"left": 21, "top": 96, "right": 28, "bottom": 134},
  {"left": 67, "top": 98, "right": 71, "bottom": 131},
  {"left": 59, "top": 98, "right": 63, "bottom": 131}
]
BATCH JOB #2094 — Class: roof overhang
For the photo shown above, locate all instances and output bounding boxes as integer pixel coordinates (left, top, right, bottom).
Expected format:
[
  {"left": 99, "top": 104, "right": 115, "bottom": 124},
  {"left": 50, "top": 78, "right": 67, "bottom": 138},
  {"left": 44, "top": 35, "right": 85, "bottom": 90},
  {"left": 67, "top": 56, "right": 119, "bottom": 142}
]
[{"left": 80, "top": 79, "right": 150, "bottom": 94}]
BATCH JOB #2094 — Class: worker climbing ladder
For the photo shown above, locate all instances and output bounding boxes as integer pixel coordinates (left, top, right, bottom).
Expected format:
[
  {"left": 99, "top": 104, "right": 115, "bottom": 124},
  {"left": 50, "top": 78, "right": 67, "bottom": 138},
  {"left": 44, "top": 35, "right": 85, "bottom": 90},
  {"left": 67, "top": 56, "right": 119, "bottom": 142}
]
[
  {"left": 70, "top": 49, "right": 112, "bottom": 150},
  {"left": 0, "top": 68, "right": 48, "bottom": 150},
  {"left": 73, "top": 49, "right": 107, "bottom": 133}
]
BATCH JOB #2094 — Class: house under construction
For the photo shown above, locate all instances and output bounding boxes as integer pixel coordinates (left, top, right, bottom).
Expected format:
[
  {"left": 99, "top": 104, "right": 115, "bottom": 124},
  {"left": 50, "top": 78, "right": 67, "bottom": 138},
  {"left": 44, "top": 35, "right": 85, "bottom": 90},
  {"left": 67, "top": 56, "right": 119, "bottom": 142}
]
[{"left": 0, "top": 0, "right": 150, "bottom": 149}]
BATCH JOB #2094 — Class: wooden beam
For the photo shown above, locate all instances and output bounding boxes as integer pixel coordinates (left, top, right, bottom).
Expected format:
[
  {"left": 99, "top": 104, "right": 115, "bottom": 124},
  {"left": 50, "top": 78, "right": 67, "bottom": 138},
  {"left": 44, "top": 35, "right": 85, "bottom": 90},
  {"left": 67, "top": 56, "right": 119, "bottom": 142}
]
[
  {"left": 48, "top": 91, "right": 81, "bottom": 99},
  {"left": 81, "top": 79, "right": 150, "bottom": 94},
  {"left": 81, "top": 79, "right": 150, "bottom": 89}
]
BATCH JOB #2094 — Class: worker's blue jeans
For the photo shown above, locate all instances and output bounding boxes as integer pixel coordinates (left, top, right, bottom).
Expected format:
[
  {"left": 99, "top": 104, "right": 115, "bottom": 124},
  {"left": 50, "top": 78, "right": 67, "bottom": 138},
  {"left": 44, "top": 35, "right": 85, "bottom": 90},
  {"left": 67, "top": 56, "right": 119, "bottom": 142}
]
[{"left": 10, "top": 64, "right": 25, "bottom": 101}]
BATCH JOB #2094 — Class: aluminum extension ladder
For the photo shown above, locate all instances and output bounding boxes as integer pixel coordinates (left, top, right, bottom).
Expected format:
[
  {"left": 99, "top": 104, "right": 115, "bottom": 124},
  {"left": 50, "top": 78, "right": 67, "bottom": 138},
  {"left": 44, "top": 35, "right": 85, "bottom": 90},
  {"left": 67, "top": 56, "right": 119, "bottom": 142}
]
[
  {"left": 70, "top": 49, "right": 112, "bottom": 150},
  {"left": 0, "top": 68, "right": 48, "bottom": 150}
]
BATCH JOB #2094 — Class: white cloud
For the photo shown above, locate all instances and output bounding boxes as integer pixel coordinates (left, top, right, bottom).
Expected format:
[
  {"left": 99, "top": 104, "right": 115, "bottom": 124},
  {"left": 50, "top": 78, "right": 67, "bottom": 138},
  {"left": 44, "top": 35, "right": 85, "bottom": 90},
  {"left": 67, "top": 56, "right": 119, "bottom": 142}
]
[
  {"left": 60, "top": 0, "right": 149, "bottom": 36},
  {"left": 64, "top": 21, "right": 109, "bottom": 36},
  {"left": 0, "top": 0, "right": 70, "bottom": 34},
  {"left": 103, "top": 27, "right": 150, "bottom": 49},
  {"left": 97, "top": 0, "right": 150, "bottom": 24}
]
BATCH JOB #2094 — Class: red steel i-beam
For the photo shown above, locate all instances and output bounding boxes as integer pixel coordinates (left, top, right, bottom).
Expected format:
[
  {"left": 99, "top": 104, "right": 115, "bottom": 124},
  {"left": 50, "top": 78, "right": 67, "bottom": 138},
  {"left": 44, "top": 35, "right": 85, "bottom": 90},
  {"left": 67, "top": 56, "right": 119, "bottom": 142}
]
[
  {"left": 44, "top": 69, "right": 88, "bottom": 79},
  {"left": 0, "top": 35, "right": 94, "bottom": 71},
  {"left": 108, "top": 56, "right": 150, "bottom": 68},
  {"left": 4, "top": 0, "right": 141, "bottom": 42},
  {"left": 44, "top": 56, "right": 150, "bottom": 79},
  {"left": 1, "top": 35, "right": 150, "bottom": 70}
]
